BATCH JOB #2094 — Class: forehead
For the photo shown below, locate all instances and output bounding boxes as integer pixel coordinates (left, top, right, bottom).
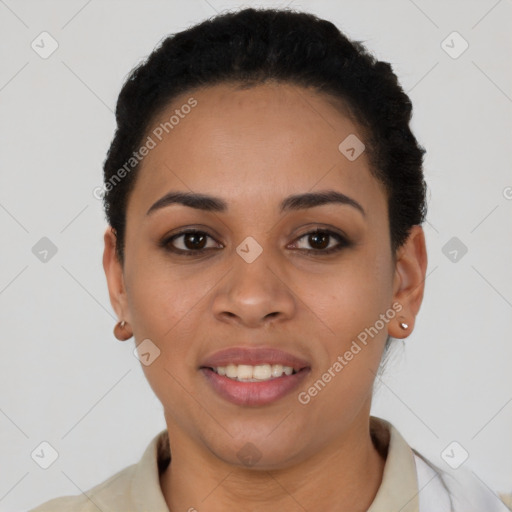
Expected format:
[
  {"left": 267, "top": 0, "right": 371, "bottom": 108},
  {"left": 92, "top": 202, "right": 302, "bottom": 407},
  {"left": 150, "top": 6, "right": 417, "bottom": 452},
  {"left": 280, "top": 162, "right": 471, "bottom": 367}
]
[{"left": 127, "top": 82, "right": 385, "bottom": 218}]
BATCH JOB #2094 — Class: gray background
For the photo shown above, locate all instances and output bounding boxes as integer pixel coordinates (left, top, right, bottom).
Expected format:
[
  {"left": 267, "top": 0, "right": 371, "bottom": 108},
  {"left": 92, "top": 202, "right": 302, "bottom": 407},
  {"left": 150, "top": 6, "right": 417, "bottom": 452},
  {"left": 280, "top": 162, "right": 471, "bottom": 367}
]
[{"left": 0, "top": 0, "right": 511, "bottom": 510}]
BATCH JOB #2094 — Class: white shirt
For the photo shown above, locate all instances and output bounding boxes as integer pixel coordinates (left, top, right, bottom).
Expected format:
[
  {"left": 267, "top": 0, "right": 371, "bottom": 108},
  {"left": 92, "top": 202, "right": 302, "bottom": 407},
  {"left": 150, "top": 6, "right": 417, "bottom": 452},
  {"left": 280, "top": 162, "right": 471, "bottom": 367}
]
[{"left": 414, "top": 451, "right": 510, "bottom": 511}]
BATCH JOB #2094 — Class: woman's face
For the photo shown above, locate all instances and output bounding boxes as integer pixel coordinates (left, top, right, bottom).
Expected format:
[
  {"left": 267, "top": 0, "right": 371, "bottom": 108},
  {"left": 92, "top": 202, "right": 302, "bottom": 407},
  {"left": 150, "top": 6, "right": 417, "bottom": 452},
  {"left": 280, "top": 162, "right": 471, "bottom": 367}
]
[{"left": 104, "top": 82, "right": 426, "bottom": 468}]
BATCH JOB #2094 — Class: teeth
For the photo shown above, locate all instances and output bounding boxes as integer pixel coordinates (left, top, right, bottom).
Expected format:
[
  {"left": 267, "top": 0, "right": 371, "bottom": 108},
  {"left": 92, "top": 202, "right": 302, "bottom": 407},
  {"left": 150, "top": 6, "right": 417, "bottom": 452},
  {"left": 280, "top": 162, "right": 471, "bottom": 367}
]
[
  {"left": 253, "top": 364, "right": 271, "bottom": 380},
  {"left": 212, "top": 364, "right": 297, "bottom": 381}
]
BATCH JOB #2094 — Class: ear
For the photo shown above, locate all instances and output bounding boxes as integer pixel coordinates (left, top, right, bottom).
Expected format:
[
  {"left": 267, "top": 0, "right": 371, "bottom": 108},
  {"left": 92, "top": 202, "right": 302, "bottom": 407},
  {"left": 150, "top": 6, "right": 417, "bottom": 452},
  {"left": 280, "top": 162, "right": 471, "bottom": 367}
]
[
  {"left": 102, "top": 226, "right": 130, "bottom": 322},
  {"left": 388, "top": 225, "right": 428, "bottom": 339}
]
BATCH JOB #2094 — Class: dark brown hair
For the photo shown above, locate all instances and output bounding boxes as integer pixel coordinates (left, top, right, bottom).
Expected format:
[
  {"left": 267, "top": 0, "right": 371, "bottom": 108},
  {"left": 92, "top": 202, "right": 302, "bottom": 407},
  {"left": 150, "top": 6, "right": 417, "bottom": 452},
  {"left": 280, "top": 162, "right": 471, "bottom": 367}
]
[{"left": 102, "top": 7, "right": 427, "bottom": 267}]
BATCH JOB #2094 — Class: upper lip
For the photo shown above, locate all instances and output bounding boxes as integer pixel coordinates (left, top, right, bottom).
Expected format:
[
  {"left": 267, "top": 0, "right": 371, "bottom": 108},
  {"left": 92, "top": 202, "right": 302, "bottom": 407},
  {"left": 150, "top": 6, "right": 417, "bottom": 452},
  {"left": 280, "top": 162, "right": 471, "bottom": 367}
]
[{"left": 200, "top": 347, "right": 310, "bottom": 371}]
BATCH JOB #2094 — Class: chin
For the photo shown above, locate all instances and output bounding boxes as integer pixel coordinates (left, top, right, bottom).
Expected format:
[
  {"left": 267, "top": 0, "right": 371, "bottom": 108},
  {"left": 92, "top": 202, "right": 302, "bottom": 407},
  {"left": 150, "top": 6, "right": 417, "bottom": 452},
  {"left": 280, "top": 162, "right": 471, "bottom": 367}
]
[{"left": 203, "top": 428, "right": 310, "bottom": 470}]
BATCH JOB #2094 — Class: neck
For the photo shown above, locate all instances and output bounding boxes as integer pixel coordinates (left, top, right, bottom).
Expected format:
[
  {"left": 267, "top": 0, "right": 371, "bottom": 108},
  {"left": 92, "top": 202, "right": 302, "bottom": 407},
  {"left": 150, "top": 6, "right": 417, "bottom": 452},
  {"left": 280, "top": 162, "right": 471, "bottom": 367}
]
[{"left": 159, "top": 414, "right": 386, "bottom": 512}]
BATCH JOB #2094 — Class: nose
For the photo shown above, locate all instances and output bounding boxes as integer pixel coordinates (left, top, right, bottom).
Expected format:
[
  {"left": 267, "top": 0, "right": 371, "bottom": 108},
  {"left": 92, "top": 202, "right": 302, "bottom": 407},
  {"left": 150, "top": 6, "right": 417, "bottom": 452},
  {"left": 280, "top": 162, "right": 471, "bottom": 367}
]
[{"left": 211, "top": 252, "right": 296, "bottom": 328}]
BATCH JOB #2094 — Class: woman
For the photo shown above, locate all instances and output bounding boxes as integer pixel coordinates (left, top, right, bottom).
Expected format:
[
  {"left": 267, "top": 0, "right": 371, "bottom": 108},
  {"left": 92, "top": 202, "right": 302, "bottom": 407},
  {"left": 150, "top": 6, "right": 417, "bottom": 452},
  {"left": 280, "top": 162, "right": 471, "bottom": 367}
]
[{"left": 30, "top": 7, "right": 510, "bottom": 512}]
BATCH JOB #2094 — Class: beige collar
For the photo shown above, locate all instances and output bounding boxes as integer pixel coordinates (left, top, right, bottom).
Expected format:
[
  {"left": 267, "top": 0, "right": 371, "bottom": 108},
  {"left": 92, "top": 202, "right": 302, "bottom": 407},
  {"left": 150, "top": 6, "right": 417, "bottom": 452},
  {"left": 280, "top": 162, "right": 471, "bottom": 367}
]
[
  {"left": 368, "top": 416, "right": 419, "bottom": 511},
  {"left": 131, "top": 416, "right": 419, "bottom": 511}
]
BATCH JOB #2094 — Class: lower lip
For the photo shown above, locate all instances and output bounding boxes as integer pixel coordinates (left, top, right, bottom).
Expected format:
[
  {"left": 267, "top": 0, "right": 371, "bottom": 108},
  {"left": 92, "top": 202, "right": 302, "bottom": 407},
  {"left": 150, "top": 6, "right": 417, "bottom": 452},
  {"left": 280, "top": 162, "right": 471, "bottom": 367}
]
[{"left": 200, "top": 367, "right": 310, "bottom": 406}]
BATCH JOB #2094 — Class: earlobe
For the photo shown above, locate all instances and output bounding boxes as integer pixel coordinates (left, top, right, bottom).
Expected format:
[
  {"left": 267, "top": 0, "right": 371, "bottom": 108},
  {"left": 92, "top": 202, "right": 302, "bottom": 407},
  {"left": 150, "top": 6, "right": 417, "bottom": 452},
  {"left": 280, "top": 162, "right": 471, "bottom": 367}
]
[
  {"left": 389, "top": 225, "right": 428, "bottom": 339},
  {"left": 102, "top": 226, "right": 129, "bottom": 323}
]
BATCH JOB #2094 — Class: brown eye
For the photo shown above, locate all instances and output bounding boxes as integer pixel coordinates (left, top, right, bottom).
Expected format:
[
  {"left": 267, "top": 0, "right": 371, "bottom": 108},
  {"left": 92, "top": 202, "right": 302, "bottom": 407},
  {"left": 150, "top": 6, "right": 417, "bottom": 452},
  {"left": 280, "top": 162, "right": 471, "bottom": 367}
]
[
  {"left": 307, "top": 232, "right": 330, "bottom": 250},
  {"left": 161, "top": 229, "right": 220, "bottom": 256},
  {"left": 181, "top": 232, "right": 207, "bottom": 250},
  {"left": 292, "top": 229, "right": 350, "bottom": 255}
]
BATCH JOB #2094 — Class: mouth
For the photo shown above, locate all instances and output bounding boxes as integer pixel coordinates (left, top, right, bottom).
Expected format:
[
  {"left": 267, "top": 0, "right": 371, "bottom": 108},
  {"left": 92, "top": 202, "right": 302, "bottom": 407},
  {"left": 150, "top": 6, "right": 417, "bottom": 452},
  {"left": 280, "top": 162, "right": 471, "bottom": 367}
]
[{"left": 199, "top": 347, "right": 311, "bottom": 406}]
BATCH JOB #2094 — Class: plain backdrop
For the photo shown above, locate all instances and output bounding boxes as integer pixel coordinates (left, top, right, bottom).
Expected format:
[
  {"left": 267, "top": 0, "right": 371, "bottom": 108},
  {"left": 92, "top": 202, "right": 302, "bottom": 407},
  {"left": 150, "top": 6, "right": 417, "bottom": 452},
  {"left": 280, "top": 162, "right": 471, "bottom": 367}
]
[{"left": 0, "top": 0, "right": 511, "bottom": 510}]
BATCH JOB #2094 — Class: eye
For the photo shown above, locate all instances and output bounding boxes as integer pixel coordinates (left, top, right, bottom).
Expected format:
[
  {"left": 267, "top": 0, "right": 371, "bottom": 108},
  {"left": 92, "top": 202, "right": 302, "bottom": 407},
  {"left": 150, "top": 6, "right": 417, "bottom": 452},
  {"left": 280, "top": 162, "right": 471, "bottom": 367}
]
[
  {"left": 290, "top": 229, "right": 350, "bottom": 255},
  {"left": 160, "top": 227, "right": 351, "bottom": 257},
  {"left": 160, "top": 229, "right": 221, "bottom": 256}
]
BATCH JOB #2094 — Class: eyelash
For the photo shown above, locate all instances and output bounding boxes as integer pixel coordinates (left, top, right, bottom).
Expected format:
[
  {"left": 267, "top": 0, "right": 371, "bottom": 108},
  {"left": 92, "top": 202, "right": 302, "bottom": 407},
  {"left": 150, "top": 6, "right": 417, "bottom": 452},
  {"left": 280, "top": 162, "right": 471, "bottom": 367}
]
[{"left": 159, "top": 228, "right": 351, "bottom": 257}]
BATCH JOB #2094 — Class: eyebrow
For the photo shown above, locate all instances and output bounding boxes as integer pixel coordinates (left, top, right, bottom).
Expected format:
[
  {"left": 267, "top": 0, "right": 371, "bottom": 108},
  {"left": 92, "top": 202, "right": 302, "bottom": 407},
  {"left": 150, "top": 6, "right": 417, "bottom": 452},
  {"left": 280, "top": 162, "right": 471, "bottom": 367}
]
[{"left": 146, "top": 190, "right": 366, "bottom": 218}]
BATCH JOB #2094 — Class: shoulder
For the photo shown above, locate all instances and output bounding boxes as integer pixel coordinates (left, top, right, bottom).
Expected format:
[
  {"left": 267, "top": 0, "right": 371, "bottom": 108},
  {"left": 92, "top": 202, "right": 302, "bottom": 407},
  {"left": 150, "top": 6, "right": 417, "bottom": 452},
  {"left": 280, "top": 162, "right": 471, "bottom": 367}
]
[
  {"left": 28, "top": 429, "right": 169, "bottom": 512},
  {"left": 28, "top": 462, "right": 137, "bottom": 512}
]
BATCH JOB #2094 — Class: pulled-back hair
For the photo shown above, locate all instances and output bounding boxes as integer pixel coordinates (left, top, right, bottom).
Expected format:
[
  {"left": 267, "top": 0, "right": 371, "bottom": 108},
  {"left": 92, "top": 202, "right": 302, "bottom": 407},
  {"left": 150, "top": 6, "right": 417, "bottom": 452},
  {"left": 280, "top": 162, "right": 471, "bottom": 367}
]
[{"left": 102, "top": 7, "right": 427, "bottom": 268}]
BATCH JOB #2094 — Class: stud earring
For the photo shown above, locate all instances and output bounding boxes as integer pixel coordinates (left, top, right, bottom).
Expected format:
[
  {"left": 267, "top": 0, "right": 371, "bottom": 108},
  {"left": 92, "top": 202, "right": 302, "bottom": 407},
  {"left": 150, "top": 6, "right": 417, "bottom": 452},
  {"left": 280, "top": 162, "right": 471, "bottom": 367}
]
[
  {"left": 114, "top": 320, "right": 132, "bottom": 341},
  {"left": 399, "top": 320, "right": 409, "bottom": 330}
]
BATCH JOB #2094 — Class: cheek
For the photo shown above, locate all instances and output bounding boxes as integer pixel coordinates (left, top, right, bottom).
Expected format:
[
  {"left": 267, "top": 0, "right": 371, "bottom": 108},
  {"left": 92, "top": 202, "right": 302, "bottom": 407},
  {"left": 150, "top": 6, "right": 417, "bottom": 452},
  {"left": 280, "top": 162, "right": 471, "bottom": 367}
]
[
  {"left": 124, "top": 257, "right": 204, "bottom": 375},
  {"left": 296, "top": 245, "right": 393, "bottom": 387},
  {"left": 295, "top": 264, "right": 391, "bottom": 422},
  {"left": 301, "top": 248, "right": 392, "bottom": 339},
  {"left": 125, "top": 267, "right": 203, "bottom": 412},
  {"left": 125, "top": 246, "right": 199, "bottom": 332}
]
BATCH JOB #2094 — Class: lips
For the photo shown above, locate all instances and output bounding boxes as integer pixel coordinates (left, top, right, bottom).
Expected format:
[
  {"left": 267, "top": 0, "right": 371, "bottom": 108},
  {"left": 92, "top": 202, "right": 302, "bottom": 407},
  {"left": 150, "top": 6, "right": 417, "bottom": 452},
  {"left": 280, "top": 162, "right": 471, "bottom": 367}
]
[
  {"left": 199, "top": 347, "right": 311, "bottom": 406},
  {"left": 200, "top": 347, "right": 310, "bottom": 372}
]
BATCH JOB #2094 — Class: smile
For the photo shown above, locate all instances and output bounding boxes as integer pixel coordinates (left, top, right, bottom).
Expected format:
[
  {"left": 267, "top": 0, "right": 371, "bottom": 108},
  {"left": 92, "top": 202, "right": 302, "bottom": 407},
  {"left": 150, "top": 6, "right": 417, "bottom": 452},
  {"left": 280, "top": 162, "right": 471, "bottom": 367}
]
[{"left": 211, "top": 363, "right": 297, "bottom": 382}]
